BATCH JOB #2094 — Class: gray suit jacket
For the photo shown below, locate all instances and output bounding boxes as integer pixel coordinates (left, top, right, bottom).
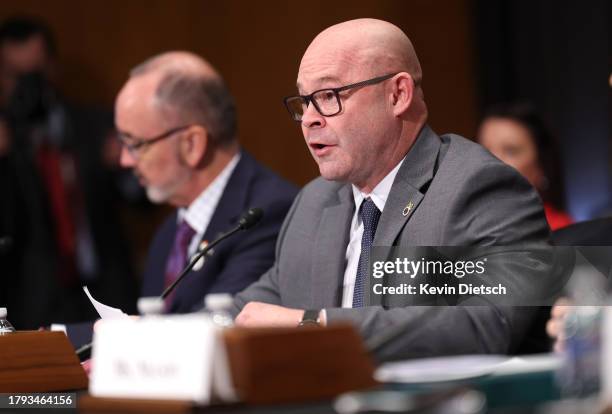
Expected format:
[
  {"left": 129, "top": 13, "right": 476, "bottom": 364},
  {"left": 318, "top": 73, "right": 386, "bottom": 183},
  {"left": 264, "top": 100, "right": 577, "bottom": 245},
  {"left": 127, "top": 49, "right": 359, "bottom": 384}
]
[{"left": 233, "top": 125, "right": 550, "bottom": 361}]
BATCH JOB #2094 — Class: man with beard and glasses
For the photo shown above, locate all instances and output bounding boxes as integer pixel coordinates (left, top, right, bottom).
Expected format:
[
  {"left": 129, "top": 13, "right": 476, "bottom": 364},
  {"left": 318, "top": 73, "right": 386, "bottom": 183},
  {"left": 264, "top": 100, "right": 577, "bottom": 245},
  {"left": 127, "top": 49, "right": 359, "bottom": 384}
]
[{"left": 64, "top": 51, "right": 297, "bottom": 348}]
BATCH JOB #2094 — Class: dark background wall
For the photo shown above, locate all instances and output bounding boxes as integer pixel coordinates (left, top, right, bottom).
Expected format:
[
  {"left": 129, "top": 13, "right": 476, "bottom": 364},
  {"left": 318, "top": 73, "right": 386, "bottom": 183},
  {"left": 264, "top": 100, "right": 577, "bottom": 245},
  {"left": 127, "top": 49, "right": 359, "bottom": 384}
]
[
  {"left": 475, "top": 0, "right": 612, "bottom": 220},
  {"left": 0, "top": 0, "right": 609, "bottom": 218},
  {"left": 0, "top": 0, "right": 480, "bottom": 187}
]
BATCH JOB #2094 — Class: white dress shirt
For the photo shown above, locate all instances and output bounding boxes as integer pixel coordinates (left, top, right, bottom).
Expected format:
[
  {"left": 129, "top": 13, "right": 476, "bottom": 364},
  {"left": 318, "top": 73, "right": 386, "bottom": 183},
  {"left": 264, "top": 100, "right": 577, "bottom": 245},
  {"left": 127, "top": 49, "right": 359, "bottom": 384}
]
[
  {"left": 341, "top": 157, "right": 405, "bottom": 307},
  {"left": 177, "top": 153, "right": 240, "bottom": 256}
]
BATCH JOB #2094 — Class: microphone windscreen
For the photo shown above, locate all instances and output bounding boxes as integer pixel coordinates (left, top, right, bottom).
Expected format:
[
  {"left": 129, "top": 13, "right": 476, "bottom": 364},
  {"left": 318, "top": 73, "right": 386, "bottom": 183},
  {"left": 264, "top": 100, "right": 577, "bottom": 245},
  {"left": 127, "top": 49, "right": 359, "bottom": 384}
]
[{"left": 238, "top": 208, "right": 263, "bottom": 230}]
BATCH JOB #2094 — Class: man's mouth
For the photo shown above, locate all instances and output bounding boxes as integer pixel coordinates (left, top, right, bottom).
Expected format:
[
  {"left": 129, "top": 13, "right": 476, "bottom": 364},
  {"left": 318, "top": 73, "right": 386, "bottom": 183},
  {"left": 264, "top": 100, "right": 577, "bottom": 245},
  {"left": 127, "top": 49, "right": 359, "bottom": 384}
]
[{"left": 309, "top": 142, "right": 336, "bottom": 156}]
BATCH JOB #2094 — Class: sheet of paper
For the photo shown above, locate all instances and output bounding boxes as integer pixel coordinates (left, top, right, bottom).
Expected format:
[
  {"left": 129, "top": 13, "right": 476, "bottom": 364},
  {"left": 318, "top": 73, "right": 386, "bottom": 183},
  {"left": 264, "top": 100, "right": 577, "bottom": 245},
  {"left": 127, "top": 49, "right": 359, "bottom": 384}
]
[
  {"left": 375, "top": 353, "right": 562, "bottom": 384},
  {"left": 83, "top": 286, "right": 130, "bottom": 319},
  {"left": 490, "top": 354, "right": 561, "bottom": 376},
  {"left": 375, "top": 355, "right": 510, "bottom": 383}
]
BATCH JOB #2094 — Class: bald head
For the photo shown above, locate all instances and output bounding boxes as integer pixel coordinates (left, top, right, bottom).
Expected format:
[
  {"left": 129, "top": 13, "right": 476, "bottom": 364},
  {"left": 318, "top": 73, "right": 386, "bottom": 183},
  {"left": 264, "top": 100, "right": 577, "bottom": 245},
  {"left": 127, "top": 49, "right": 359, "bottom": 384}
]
[
  {"left": 125, "top": 51, "right": 237, "bottom": 146},
  {"left": 294, "top": 19, "right": 428, "bottom": 192},
  {"left": 130, "top": 51, "right": 220, "bottom": 80},
  {"left": 301, "top": 19, "right": 422, "bottom": 87}
]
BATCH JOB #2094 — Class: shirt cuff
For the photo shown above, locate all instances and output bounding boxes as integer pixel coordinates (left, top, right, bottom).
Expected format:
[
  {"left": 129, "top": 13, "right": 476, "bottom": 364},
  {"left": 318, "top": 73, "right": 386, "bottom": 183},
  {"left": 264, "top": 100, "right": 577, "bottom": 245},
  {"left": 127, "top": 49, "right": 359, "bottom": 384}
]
[
  {"left": 50, "top": 324, "right": 67, "bottom": 335},
  {"left": 319, "top": 309, "right": 327, "bottom": 326}
]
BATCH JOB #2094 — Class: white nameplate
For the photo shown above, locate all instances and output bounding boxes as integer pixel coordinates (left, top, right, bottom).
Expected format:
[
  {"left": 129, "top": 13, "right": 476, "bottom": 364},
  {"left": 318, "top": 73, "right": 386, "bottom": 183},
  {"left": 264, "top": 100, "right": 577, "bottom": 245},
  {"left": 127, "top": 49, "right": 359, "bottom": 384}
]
[{"left": 89, "top": 314, "right": 227, "bottom": 404}]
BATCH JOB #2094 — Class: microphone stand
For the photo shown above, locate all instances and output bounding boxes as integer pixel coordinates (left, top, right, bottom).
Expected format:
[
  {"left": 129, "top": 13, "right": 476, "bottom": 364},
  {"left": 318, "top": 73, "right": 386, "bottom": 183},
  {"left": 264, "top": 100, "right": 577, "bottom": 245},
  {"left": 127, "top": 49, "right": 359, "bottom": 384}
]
[
  {"left": 161, "top": 225, "right": 243, "bottom": 300},
  {"left": 76, "top": 208, "right": 263, "bottom": 358}
]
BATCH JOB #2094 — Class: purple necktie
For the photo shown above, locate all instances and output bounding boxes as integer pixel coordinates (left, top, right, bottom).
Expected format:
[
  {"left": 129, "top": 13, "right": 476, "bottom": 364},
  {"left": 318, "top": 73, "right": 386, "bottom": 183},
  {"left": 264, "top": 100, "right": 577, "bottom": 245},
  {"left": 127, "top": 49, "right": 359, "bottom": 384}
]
[{"left": 164, "top": 220, "right": 197, "bottom": 309}]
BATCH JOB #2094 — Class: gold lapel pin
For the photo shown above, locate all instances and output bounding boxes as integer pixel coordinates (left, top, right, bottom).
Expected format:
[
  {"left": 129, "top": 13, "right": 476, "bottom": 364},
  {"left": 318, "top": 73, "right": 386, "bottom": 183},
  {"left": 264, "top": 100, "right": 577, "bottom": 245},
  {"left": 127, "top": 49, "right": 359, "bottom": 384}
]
[
  {"left": 192, "top": 240, "right": 212, "bottom": 271},
  {"left": 402, "top": 201, "right": 414, "bottom": 217}
]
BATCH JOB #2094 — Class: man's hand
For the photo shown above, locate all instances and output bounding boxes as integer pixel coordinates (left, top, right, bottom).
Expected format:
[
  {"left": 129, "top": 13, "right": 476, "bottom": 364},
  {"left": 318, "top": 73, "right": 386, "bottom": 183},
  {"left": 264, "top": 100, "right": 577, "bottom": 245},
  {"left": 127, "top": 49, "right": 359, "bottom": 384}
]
[
  {"left": 235, "top": 302, "right": 304, "bottom": 328},
  {"left": 546, "top": 297, "right": 572, "bottom": 353}
]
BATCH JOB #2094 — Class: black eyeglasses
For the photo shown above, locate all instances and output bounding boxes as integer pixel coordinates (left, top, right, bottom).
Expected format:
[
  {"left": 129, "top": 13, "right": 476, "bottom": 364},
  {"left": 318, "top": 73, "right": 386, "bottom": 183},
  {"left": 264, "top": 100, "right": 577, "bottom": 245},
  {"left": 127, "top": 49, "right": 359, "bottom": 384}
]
[
  {"left": 283, "top": 73, "right": 398, "bottom": 122},
  {"left": 117, "top": 124, "right": 192, "bottom": 159}
]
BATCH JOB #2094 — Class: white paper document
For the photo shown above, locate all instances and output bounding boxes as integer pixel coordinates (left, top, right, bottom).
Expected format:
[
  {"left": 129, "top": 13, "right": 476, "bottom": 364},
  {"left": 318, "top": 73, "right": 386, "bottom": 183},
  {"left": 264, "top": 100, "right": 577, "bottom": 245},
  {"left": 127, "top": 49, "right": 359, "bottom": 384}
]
[
  {"left": 375, "top": 355, "right": 511, "bottom": 383},
  {"left": 375, "top": 353, "right": 561, "bottom": 384},
  {"left": 83, "top": 286, "right": 130, "bottom": 320}
]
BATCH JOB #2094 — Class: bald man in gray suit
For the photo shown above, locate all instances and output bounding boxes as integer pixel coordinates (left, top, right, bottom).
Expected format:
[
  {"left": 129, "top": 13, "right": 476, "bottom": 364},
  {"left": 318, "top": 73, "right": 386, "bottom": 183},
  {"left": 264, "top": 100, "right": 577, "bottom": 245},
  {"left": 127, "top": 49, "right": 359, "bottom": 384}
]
[{"left": 232, "top": 19, "right": 550, "bottom": 361}]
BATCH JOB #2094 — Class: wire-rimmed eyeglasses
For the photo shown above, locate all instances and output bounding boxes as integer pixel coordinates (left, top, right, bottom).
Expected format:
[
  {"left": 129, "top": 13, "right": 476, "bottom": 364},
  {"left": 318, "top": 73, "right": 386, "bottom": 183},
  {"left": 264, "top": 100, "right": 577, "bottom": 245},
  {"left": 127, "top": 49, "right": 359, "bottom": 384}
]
[{"left": 117, "top": 124, "right": 192, "bottom": 159}]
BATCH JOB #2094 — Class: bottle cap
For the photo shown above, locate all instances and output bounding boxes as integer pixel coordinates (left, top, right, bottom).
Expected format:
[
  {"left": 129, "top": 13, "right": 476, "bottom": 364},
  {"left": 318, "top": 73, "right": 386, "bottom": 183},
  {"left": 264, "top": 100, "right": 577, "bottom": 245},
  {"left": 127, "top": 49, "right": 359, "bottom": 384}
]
[
  {"left": 137, "top": 297, "right": 164, "bottom": 316},
  {"left": 205, "top": 293, "right": 233, "bottom": 311}
]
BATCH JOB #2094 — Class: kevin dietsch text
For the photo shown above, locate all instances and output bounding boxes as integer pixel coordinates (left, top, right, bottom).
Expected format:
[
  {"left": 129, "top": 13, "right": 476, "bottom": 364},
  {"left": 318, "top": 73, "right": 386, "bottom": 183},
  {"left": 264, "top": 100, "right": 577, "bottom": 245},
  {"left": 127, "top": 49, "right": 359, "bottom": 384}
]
[
  {"left": 372, "top": 282, "right": 507, "bottom": 296},
  {"left": 370, "top": 257, "right": 509, "bottom": 298}
]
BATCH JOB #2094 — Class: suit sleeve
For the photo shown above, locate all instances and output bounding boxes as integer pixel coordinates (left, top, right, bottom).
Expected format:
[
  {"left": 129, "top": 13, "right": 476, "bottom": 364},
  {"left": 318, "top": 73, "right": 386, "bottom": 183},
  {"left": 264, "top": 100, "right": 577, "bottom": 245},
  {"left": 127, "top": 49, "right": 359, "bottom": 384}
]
[
  {"left": 325, "top": 162, "right": 551, "bottom": 361},
  {"left": 230, "top": 190, "right": 303, "bottom": 316},
  {"left": 200, "top": 196, "right": 295, "bottom": 309}
]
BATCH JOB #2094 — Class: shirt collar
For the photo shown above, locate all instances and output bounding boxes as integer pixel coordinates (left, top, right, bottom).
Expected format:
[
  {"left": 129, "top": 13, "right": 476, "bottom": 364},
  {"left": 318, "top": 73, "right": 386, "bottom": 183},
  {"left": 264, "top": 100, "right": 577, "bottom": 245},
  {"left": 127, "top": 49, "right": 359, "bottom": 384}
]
[
  {"left": 177, "top": 153, "right": 241, "bottom": 234},
  {"left": 351, "top": 156, "right": 405, "bottom": 213}
]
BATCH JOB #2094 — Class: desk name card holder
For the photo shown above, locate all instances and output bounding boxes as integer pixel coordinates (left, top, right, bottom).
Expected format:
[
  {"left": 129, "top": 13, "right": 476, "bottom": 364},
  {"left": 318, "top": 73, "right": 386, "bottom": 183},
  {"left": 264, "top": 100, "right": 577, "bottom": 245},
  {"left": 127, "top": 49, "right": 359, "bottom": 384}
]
[
  {"left": 0, "top": 331, "right": 88, "bottom": 392},
  {"left": 89, "top": 314, "right": 235, "bottom": 404}
]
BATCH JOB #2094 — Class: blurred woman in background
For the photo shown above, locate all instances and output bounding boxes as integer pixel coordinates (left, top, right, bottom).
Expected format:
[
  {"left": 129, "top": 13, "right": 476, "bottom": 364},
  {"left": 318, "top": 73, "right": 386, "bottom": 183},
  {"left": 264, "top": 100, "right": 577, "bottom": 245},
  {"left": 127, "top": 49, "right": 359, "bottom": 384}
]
[{"left": 477, "top": 103, "right": 573, "bottom": 230}]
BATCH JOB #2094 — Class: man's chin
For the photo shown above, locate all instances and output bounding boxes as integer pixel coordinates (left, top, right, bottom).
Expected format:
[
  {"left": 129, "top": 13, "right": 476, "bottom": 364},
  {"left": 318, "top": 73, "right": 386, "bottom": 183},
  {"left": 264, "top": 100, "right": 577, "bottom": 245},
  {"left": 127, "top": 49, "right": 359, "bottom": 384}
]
[{"left": 318, "top": 167, "right": 349, "bottom": 183}]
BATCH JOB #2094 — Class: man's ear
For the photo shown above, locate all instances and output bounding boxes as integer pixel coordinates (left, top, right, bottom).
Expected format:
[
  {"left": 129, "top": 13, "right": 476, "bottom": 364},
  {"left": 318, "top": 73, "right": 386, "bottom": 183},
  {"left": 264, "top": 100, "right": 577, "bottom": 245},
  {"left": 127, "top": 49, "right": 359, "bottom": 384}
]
[
  {"left": 179, "top": 125, "right": 208, "bottom": 167},
  {"left": 390, "top": 73, "right": 414, "bottom": 117}
]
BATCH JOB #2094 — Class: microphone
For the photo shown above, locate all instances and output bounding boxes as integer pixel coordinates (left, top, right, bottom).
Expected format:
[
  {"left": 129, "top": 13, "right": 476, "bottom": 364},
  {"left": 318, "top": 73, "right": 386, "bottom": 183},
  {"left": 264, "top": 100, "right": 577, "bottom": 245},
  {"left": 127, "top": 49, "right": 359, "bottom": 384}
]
[
  {"left": 76, "top": 208, "right": 264, "bottom": 359},
  {"left": 238, "top": 207, "right": 263, "bottom": 230},
  {"left": 160, "top": 207, "right": 263, "bottom": 300}
]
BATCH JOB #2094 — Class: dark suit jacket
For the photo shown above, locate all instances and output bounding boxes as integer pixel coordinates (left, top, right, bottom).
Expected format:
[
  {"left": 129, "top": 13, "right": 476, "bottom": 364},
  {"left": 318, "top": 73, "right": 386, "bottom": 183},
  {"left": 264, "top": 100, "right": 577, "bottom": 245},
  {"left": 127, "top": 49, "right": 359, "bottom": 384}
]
[
  {"left": 66, "top": 151, "right": 297, "bottom": 347},
  {"left": 233, "top": 126, "right": 551, "bottom": 361},
  {"left": 552, "top": 218, "right": 612, "bottom": 245},
  {"left": 142, "top": 151, "right": 298, "bottom": 313}
]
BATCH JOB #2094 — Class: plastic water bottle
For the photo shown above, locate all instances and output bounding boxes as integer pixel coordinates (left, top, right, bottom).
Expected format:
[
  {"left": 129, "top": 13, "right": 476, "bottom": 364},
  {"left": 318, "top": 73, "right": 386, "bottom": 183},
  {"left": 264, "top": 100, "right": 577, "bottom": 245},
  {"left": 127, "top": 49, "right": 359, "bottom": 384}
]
[
  {"left": 205, "top": 294, "right": 234, "bottom": 328},
  {"left": 0, "top": 307, "right": 15, "bottom": 334},
  {"left": 557, "top": 306, "right": 602, "bottom": 397}
]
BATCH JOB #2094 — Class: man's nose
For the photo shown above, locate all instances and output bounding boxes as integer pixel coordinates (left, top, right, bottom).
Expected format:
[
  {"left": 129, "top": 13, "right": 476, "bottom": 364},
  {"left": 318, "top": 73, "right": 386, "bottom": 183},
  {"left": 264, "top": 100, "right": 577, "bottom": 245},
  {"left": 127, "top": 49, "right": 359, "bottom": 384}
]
[
  {"left": 300, "top": 102, "right": 326, "bottom": 129},
  {"left": 119, "top": 146, "right": 136, "bottom": 168}
]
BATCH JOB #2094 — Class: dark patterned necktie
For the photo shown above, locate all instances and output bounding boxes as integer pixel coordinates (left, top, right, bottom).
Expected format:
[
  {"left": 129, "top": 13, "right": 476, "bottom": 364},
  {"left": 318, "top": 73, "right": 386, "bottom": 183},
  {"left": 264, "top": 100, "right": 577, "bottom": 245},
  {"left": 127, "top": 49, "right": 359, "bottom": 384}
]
[
  {"left": 164, "top": 220, "right": 196, "bottom": 309},
  {"left": 352, "top": 198, "right": 381, "bottom": 308}
]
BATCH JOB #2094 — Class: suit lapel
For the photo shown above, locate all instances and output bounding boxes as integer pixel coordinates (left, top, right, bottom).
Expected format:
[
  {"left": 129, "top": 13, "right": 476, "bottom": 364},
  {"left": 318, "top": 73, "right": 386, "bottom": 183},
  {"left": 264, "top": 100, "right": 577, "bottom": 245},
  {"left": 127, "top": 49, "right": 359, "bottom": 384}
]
[
  {"left": 170, "top": 151, "right": 255, "bottom": 310},
  {"left": 375, "top": 185, "right": 424, "bottom": 246},
  {"left": 200, "top": 151, "right": 254, "bottom": 246},
  {"left": 311, "top": 184, "right": 354, "bottom": 308},
  {"left": 374, "top": 125, "right": 441, "bottom": 246}
]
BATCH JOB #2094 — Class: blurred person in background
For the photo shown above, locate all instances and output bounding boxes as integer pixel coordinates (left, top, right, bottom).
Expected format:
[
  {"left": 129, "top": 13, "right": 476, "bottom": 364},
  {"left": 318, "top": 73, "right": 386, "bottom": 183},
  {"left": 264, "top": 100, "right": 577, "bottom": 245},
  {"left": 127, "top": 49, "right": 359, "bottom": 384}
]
[
  {"left": 64, "top": 51, "right": 297, "bottom": 349},
  {"left": 115, "top": 51, "right": 298, "bottom": 311},
  {"left": 477, "top": 102, "right": 573, "bottom": 230},
  {"left": 0, "top": 16, "right": 138, "bottom": 329}
]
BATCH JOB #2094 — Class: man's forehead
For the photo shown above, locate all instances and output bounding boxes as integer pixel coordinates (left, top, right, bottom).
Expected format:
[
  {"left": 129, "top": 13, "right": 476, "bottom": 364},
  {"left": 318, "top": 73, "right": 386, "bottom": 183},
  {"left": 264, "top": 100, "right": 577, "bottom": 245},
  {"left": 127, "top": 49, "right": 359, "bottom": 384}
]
[
  {"left": 296, "top": 51, "right": 361, "bottom": 91},
  {"left": 296, "top": 73, "right": 343, "bottom": 92},
  {"left": 117, "top": 74, "right": 159, "bottom": 108},
  {"left": 115, "top": 76, "right": 170, "bottom": 133}
]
